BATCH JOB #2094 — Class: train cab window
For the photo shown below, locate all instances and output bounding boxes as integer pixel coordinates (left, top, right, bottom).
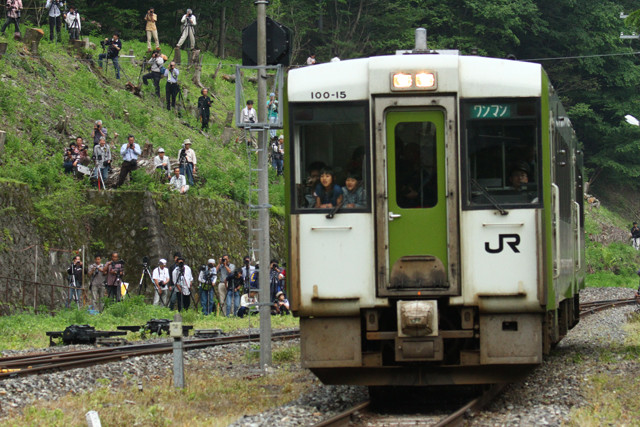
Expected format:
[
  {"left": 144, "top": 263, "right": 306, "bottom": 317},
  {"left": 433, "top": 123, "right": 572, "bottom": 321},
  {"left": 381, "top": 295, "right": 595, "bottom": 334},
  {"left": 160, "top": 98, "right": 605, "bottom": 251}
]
[
  {"left": 289, "top": 103, "right": 370, "bottom": 212},
  {"left": 462, "top": 99, "right": 541, "bottom": 209}
]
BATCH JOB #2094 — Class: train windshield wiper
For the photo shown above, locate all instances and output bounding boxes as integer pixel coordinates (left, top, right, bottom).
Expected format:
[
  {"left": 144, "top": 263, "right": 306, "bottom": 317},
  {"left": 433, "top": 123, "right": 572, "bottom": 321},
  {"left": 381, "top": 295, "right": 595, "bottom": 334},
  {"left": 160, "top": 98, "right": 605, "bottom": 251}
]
[{"left": 471, "top": 178, "right": 508, "bottom": 216}]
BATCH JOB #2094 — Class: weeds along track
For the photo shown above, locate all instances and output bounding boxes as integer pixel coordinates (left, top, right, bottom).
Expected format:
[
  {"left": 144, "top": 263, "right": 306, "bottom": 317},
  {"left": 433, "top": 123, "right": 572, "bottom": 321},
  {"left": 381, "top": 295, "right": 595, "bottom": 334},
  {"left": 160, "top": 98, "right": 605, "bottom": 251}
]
[{"left": 0, "top": 329, "right": 300, "bottom": 379}]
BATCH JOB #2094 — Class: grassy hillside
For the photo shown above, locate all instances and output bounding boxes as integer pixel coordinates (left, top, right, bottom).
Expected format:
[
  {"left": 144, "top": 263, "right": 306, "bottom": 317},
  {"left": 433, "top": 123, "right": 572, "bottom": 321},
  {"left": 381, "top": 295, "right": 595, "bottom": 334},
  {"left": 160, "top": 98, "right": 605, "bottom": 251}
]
[
  {"left": 585, "top": 203, "right": 640, "bottom": 288},
  {"left": 0, "top": 34, "right": 284, "bottom": 243}
]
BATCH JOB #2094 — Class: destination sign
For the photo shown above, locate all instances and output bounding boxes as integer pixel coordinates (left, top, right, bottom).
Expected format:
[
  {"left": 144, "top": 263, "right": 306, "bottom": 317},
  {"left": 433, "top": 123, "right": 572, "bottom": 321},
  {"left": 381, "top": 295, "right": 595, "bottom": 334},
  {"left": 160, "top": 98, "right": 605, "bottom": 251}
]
[{"left": 470, "top": 104, "right": 511, "bottom": 119}]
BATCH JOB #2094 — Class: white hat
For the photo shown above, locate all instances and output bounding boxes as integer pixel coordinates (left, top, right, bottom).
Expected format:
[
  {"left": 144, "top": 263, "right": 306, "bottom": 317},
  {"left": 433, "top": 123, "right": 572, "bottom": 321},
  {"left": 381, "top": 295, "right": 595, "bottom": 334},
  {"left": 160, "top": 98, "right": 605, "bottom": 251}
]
[
  {"left": 158, "top": 147, "right": 165, "bottom": 153},
  {"left": 278, "top": 135, "right": 284, "bottom": 140},
  {"left": 183, "top": 139, "right": 192, "bottom": 145},
  {"left": 159, "top": 258, "right": 167, "bottom": 264},
  {"left": 207, "top": 258, "right": 215, "bottom": 264}
]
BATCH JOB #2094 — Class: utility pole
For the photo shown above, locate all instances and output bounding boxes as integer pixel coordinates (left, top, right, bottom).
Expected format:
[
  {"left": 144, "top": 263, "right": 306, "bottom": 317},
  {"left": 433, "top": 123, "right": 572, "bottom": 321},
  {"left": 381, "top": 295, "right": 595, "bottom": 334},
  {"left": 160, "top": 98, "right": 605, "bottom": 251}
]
[{"left": 256, "top": 0, "right": 272, "bottom": 369}]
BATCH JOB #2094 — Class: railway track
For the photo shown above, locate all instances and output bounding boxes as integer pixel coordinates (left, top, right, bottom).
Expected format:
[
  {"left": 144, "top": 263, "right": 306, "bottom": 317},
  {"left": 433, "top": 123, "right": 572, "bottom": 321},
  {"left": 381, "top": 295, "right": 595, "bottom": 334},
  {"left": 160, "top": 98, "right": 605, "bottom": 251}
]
[
  {"left": 579, "top": 295, "right": 640, "bottom": 317},
  {"left": 312, "top": 384, "right": 506, "bottom": 427},
  {"left": 0, "top": 329, "right": 300, "bottom": 379}
]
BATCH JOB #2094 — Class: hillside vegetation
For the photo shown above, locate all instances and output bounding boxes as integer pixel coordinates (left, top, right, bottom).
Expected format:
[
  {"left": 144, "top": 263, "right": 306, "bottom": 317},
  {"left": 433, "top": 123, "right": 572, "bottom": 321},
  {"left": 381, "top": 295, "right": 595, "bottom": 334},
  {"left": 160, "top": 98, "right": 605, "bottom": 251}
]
[{"left": 0, "top": 35, "right": 284, "bottom": 243}]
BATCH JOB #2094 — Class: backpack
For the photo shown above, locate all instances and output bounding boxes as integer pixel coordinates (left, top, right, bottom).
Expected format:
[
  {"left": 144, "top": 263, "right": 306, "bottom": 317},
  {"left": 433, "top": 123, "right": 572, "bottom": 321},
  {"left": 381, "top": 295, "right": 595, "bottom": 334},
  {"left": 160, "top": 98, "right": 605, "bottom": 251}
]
[{"left": 159, "top": 66, "right": 166, "bottom": 75}]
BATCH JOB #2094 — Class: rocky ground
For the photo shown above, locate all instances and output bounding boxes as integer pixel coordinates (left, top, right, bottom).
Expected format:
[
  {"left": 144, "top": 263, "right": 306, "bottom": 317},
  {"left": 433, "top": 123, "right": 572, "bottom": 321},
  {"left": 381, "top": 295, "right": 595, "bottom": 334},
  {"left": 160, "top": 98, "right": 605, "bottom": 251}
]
[{"left": 0, "top": 288, "right": 636, "bottom": 426}]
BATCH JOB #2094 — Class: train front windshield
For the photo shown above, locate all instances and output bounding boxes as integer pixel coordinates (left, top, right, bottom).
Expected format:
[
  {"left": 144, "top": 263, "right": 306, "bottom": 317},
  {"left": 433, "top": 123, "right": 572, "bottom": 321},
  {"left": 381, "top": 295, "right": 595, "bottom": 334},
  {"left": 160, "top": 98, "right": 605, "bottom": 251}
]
[
  {"left": 289, "top": 103, "right": 370, "bottom": 213},
  {"left": 462, "top": 99, "right": 542, "bottom": 209}
]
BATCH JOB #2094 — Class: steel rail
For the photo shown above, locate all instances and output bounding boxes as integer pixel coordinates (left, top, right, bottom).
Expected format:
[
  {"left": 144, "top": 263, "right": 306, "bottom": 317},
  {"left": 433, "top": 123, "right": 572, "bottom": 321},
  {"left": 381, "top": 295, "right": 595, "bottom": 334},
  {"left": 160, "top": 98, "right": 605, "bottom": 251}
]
[
  {"left": 432, "top": 383, "right": 507, "bottom": 427},
  {"left": 312, "top": 400, "right": 370, "bottom": 427},
  {"left": 579, "top": 296, "right": 639, "bottom": 317},
  {"left": 0, "top": 330, "right": 299, "bottom": 379}
]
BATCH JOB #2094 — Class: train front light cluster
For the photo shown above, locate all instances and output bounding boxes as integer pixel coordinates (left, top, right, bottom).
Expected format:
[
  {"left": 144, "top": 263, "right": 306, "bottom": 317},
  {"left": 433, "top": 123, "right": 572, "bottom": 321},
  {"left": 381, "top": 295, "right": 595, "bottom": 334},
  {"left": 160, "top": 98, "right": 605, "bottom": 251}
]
[{"left": 391, "top": 71, "right": 437, "bottom": 91}]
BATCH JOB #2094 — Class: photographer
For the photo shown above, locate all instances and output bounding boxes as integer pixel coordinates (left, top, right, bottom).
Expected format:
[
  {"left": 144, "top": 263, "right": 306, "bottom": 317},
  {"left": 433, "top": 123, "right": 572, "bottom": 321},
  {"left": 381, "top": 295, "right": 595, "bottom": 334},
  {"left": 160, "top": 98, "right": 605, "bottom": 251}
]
[
  {"left": 142, "top": 48, "right": 164, "bottom": 97},
  {"left": 271, "top": 135, "right": 284, "bottom": 177},
  {"left": 177, "top": 139, "right": 196, "bottom": 186},
  {"left": 45, "top": 0, "right": 64, "bottom": 42},
  {"left": 75, "top": 136, "right": 90, "bottom": 166},
  {"left": 63, "top": 142, "right": 80, "bottom": 174},
  {"left": 103, "top": 252, "right": 124, "bottom": 302},
  {"left": 267, "top": 92, "right": 278, "bottom": 139},
  {"left": 217, "top": 255, "right": 234, "bottom": 315},
  {"left": 152, "top": 259, "right": 170, "bottom": 306},
  {"left": 88, "top": 254, "right": 105, "bottom": 311},
  {"left": 240, "top": 100, "right": 257, "bottom": 145},
  {"left": 65, "top": 5, "right": 80, "bottom": 41},
  {"left": 144, "top": 8, "right": 159, "bottom": 51},
  {"left": 116, "top": 134, "right": 141, "bottom": 188},
  {"left": 98, "top": 33, "right": 122, "bottom": 80},
  {"left": 198, "top": 259, "right": 217, "bottom": 315},
  {"left": 153, "top": 147, "right": 171, "bottom": 178},
  {"left": 92, "top": 136, "right": 111, "bottom": 185},
  {"left": 171, "top": 257, "right": 193, "bottom": 311},
  {"left": 241, "top": 255, "right": 255, "bottom": 294},
  {"left": 272, "top": 291, "right": 290, "bottom": 316},
  {"left": 164, "top": 61, "right": 179, "bottom": 111},
  {"left": 176, "top": 8, "right": 196, "bottom": 49},
  {"left": 1, "top": 0, "right": 22, "bottom": 37},
  {"left": 269, "top": 259, "right": 282, "bottom": 302},
  {"left": 224, "top": 269, "right": 243, "bottom": 317},
  {"left": 91, "top": 120, "right": 110, "bottom": 147},
  {"left": 66, "top": 255, "right": 84, "bottom": 307},
  {"left": 197, "top": 88, "right": 212, "bottom": 131}
]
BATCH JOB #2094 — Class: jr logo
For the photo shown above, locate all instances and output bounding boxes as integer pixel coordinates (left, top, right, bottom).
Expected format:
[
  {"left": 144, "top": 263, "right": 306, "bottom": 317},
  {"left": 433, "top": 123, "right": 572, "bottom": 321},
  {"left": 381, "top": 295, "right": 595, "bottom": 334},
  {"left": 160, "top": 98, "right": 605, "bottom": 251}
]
[{"left": 485, "top": 234, "right": 521, "bottom": 254}]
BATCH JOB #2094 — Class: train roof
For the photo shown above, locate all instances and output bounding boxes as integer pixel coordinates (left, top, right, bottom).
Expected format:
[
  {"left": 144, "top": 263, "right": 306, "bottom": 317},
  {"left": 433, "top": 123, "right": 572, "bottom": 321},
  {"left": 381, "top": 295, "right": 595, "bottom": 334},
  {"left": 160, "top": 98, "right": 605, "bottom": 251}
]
[{"left": 288, "top": 54, "right": 543, "bottom": 102}]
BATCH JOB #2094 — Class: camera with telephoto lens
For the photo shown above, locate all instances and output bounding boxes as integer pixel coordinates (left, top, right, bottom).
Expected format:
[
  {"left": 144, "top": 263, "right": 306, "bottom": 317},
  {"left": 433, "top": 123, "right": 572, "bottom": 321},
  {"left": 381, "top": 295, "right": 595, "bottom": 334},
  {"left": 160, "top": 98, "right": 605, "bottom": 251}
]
[{"left": 142, "top": 256, "right": 149, "bottom": 267}]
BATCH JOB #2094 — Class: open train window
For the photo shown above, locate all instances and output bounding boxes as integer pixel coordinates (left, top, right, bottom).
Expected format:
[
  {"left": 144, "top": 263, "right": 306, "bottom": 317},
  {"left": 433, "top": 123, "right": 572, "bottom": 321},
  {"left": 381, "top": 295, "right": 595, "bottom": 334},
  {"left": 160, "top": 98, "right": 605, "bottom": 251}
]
[
  {"left": 289, "top": 102, "right": 370, "bottom": 213},
  {"left": 461, "top": 99, "right": 542, "bottom": 209}
]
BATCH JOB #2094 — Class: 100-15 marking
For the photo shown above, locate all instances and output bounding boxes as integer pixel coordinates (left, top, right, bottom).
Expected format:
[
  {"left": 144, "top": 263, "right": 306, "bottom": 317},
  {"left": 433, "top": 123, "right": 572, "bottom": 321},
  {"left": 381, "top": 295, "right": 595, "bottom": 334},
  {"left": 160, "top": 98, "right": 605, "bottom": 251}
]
[{"left": 311, "top": 91, "right": 347, "bottom": 99}]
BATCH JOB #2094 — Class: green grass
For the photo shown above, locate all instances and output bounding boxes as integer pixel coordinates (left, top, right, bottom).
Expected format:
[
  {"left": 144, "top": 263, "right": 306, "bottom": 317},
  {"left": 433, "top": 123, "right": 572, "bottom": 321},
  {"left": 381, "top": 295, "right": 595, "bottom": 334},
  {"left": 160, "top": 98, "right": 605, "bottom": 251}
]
[
  {"left": 0, "top": 296, "right": 298, "bottom": 350},
  {"left": 0, "top": 30, "right": 283, "bottom": 246}
]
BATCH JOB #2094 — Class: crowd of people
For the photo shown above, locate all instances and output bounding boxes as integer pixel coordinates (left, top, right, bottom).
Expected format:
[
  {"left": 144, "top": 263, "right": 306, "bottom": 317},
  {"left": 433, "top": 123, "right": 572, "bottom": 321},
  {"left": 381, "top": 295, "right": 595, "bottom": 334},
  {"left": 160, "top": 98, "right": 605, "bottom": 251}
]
[{"left": 71, "top": 252, "right": 289, "bottom": 317}]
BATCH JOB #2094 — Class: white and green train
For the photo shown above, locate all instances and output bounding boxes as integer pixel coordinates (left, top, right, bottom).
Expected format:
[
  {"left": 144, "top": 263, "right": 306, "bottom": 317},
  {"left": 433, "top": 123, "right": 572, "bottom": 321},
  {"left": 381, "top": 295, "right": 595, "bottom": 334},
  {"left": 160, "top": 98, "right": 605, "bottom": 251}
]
[{"left": 284, "top": 35, "right": 584, "bottom": 386}]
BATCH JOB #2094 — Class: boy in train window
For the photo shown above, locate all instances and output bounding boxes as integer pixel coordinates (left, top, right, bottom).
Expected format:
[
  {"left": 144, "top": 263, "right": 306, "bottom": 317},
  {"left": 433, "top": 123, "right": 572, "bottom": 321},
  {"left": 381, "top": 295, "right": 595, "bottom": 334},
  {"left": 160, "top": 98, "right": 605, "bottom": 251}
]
[{"left": 342, "top": 171, "right": 366, "bottom": 208}]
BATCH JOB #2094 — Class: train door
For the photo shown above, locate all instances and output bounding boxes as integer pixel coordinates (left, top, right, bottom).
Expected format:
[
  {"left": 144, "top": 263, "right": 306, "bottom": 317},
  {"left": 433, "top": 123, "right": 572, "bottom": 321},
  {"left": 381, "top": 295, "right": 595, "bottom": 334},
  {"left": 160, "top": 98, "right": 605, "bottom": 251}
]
[{"left": 374, "top": 98, "right": 459, "bottom": 297}]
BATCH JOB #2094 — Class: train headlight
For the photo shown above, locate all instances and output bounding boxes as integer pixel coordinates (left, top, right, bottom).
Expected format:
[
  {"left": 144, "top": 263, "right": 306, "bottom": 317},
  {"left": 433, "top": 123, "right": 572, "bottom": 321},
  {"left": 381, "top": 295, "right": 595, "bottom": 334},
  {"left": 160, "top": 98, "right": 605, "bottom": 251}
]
[
  {"left": 390, "top": 71, "right": 437, "bottom": 91},
  {"left": 415, "top": 72, "right": 436, "bottom": 88},
  {"left": 392, "top": 73, "right": 413, "bottom": 89}
]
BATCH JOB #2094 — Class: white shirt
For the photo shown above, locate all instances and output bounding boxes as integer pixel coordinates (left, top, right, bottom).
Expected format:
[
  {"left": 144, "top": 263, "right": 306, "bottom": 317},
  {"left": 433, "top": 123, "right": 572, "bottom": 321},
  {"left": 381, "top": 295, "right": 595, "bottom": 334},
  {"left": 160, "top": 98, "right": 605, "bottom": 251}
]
[
  {"left": 154, "top": 154, "right": 170, "bottom": 170},
  {"left": 241, "top": 106, "right": 257, "bottom": 124},
  {"left": 172, "top": 265, "right": 193, "bottom": 295},
  {"left": 181, "top": 14, "right": 196, "bottom": 27},
  {"left": 240, "top": 293, "right": 257, "bottom": 308},
  {"left": 198, "top": 267, "right": 217, "bottom": 284},
  {"left": 306, "top": 56, "right": 316, "bottom": 65},
  {"left": 120, "top": 142, "right": 142, "bottom": 161},
  {"left": 65, "top": 11, "right": 81, "bottom": 30},
  {"left": 152, "top": 266, "right": 170, "bottom": 289},
  {"left": 165, "top": 68, "right": 179, "bottom": 83},
  {"left": 46, "top": 0, "right": 63, "bottom": 17},
  {"left": 169, "top": 174, "right": 187, "bottom": 192}
]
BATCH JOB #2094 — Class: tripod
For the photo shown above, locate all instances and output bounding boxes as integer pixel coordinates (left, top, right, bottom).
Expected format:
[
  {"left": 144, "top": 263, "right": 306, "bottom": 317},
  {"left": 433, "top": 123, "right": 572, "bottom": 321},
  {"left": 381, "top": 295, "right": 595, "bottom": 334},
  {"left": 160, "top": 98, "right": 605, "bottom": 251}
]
[
  {"left": 92, "top": 159, "right": 106, "bottom": 190},
  {"left": 67, "top": 273, "right": 81, "bottom": 309},
  {"left": 135, "top": 262, "right": 166, "bottom": 306}
]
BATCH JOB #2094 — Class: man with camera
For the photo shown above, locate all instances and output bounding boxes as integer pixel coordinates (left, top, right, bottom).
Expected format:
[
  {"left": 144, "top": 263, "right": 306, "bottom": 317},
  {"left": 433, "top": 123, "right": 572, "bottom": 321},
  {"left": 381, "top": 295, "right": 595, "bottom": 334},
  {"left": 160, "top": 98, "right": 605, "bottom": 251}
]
[
  {"left": 144, "top": 8, "right": 159, "bottom": 51},
  {"left": 103, "top": 252, "right": 124, "bottom": 302},
  {"left": 176, "top": 8, "right": 196, "bottom": 49},
  {"left": 65, "top": 5, "right": 80, "bottom": 41},
  {"left": 91, "top": 120, "right": 110, "bottom": 147},
  {"left": 92, "top": 136, "right": 111, "bottom": 186},
  {"left": 198, "top": 259, "right": 217, "bottom": 315},
  {"left": 116, "top": 134, "right": 141, "bottom": 188},
  {"left": 88, "top": 254, "right": 106, "bottom": 311},
  {"left": 152, "top": 258, "right": 170, "bottom": 306},
  {"left": 241, "top": 255, "right": 255, "bottom": 294},
  {"left": 98, "top": 33, "right": 122, "bottom": 80},
  {"left": 177, "top": 139, "right": 196, "bottom": 186},
  {"left": 164, "top": 61, "right": 180, "bottom": 111},
  {"left": 1, "top": 0, "right": 22, "bottom": 37},
  {"left": 154, "top": 147, "right": 171, "bottom": 179},
  {"left": 142, "top": 48, "right": 164, "bottom": 97},
  {"left": 197, "top": 88, "right": 212, "bottom": 131},
  {"left": 225, "top": 269, "right": 243, "bottom": 317},
  {"left": 66, "top": 255, "right": 84, "bottom": 307},
  {"left": 171, "top": 256, "right": 193, "bottom": 311},
  {"left": 269, "top": 259, "right": 282, "bottom": 303},
  {"left": 63, "top": 142, "right": 80, "bottom": 174},
  {"left": 217, "top": 255, "right": 234, "bottom": 315},
  {"left": 240, "top": 100, "right": 257, "bottom": 145},
  {"left": 45, "top": 0, "right": 64, "bottom": 42}
]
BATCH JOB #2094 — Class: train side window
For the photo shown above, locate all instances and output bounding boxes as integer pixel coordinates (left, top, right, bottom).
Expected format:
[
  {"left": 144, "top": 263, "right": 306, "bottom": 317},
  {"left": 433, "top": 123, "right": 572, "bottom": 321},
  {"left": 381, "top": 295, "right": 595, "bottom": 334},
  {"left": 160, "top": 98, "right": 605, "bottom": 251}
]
[
  {"left": 462, "top": 99, "right": 542, "bottom": 209},
  {"left": 289, "top": 103, "right": 370, "bottom": 213}
]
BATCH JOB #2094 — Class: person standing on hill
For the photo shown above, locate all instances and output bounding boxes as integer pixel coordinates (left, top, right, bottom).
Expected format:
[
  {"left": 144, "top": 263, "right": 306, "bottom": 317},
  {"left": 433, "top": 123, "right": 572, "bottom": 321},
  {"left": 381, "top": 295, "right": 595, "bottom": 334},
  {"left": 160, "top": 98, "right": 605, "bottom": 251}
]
[
  {"left": 116, "top": 134, "right": 141, "bottom": 187},
  {"left": 1, "top": 0, "right": 23, "bottom": 37},
  {"left": 164, "top": 61, "right": 179, "bottom": 111},
  {"left": 45, "top": 0, "right": 64, "bottom": 42},
  {"left": 177, "top": 139, "right": 196, "bottom": 186},
  {"left": 176, "top": 8, "right": 196, "bottom": 49},
  {"left": 98, "top": 33, "right": 122, "bottom": 80},
  {"left": 198, "top": 88, "right": 212, "bottom": 131},
  {"left": 144, "top": 7, "right": 159, "bottom": 51},
  {"left": 142, "top": 48, "right": 164, "bottom": 97},
  {"left": 65, "top": 5, "right": 80, "bottom": 40},
  {"left": 631, "top": 222, "right": 640, "bottom": 250}
]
